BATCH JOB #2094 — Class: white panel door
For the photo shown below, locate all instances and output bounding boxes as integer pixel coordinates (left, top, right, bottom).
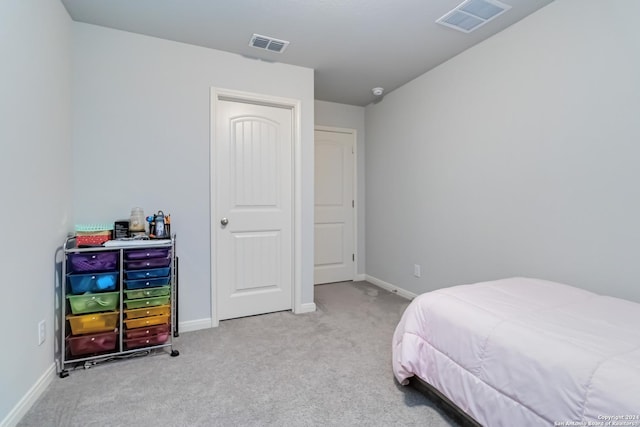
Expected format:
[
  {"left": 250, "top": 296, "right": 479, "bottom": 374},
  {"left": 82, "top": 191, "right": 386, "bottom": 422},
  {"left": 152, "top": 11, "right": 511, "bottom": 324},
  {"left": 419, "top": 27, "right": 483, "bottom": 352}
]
[
  {"left": 215, "top": 99, "right": 293, "bottom": 320},
  {"left": 314, "top": 129, "right": 354, "bottom": 284}
]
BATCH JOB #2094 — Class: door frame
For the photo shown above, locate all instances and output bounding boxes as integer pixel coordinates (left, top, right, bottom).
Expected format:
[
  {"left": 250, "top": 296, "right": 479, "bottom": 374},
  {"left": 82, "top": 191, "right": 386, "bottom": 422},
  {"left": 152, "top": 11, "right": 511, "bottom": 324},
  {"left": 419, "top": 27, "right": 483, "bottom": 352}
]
[
  {"left": 210, "top": 87, "right": 302, "bottom": 327},
  {"left": 314, "top": 125, "right": 358, "bottom": 282}
]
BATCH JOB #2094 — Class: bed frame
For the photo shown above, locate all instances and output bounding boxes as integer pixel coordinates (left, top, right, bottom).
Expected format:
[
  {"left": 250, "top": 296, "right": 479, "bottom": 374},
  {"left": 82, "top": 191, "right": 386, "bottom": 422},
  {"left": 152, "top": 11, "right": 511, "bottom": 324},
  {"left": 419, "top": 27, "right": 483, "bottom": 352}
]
[{"left": 409, "top": 377, "right": 482, "bottom": 427}]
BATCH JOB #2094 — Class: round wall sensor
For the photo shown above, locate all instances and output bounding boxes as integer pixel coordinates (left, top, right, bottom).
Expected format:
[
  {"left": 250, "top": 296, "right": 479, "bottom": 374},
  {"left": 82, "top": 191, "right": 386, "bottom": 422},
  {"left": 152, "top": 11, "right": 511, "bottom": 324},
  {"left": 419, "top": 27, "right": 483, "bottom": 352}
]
[{"left": 372, "top": 87, "right": 384, "bottom": 96}]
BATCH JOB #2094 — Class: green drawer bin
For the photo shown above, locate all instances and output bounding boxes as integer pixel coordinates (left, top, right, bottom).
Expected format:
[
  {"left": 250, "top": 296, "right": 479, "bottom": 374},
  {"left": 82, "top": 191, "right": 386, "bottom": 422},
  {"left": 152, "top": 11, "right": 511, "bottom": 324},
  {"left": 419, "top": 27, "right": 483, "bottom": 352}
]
[
  {"left": 124, "top": 285, "right": 170, "bottom": 300},
  {"left": 67, "top": 292, "right": 119, "bottom": 314},
  {"left": 124, "top": 295, "right": 170, "bottom": 309}
]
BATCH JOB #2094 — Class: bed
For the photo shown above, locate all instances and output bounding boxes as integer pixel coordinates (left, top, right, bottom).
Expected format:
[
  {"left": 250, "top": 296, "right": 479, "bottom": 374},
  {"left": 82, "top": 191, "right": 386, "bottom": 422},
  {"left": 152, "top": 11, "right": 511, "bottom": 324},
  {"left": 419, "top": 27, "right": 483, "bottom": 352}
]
[{"left": 392, "top": 277, "right": 640, "bottom": 427}]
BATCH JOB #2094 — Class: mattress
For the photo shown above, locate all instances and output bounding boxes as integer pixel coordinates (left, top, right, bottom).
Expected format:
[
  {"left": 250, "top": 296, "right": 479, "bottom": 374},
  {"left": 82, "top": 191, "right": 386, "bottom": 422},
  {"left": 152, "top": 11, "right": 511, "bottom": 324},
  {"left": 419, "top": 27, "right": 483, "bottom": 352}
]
[{"left": 392, "top": 277, "right": 640, "bottom": 427}]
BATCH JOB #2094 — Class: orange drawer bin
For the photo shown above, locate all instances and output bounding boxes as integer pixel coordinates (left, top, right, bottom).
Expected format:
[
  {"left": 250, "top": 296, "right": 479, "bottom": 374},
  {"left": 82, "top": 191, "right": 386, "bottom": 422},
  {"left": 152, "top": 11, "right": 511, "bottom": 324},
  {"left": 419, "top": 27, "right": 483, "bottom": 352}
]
[{"left": 124, "top": 314, "right": 169, "bottom": 329}]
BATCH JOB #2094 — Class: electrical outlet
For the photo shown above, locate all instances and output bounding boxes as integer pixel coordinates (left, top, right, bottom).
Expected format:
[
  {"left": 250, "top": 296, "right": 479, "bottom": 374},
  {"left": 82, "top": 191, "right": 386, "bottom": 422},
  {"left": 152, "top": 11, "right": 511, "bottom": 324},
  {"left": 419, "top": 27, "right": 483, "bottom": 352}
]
[
  {"left": 414, "top": 264, "right": 421, "bottom": 278},
  {"left": 38, "top": 320, "right": 46, "bottom": 346}
]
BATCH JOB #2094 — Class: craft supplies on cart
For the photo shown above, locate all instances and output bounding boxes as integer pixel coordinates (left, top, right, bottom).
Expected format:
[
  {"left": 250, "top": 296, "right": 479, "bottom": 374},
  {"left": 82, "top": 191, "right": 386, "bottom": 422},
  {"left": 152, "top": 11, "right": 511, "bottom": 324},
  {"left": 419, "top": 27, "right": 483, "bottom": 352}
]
[{"left": 74, "top": 224, "right": 113, "bottom": 246}]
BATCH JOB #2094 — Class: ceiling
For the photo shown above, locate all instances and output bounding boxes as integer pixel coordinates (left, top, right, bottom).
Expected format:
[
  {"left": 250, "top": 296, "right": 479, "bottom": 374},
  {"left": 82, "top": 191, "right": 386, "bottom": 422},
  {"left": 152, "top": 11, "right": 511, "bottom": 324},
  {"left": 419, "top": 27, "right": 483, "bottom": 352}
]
[{"left": 61, "top": 0, "right": 554, "bottom": 107}]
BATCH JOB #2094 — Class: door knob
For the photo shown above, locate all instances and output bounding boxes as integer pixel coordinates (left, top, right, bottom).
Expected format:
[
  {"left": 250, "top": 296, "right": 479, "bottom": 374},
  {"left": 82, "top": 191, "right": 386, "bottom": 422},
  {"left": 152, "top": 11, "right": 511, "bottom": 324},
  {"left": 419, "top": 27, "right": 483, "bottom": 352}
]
[{"left": 220, "top": 218, "right": 229, "bottom": 226}]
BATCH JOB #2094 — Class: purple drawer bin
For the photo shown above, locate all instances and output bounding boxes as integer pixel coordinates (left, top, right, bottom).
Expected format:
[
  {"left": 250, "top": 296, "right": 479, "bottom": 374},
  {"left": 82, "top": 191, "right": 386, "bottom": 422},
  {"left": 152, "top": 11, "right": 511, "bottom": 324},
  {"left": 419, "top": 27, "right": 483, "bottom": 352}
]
[
  {"left": 124, "top": 275, "right": 170, "bottom": 290},
  {"left": 125, "top": 248, "right": 170, "bottom": 260},
  {"left": 124, "top": 267, "right": 170, "bottom": 280},
  {"left": 125, "top": 257, "right": 171, "bottom": 269},
  {"left": 68, "top": 251, "right": 118, "bottom": 273}
]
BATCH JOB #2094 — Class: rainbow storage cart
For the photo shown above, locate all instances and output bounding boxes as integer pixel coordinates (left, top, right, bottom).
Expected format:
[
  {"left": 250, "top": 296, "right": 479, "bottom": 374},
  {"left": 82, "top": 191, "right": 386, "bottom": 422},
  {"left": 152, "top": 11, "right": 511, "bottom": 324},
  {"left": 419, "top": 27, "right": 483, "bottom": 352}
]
[{"left": 56, "top": 235, "right": 179, "bottom": 377}]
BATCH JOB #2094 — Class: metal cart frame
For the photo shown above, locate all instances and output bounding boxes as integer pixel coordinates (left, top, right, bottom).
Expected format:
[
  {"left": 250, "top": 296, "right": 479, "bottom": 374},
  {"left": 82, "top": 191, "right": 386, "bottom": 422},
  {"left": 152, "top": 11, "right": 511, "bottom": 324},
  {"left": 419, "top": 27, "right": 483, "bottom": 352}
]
[{"left": 56, "top": 235, "right": 179, "bottom": 378}]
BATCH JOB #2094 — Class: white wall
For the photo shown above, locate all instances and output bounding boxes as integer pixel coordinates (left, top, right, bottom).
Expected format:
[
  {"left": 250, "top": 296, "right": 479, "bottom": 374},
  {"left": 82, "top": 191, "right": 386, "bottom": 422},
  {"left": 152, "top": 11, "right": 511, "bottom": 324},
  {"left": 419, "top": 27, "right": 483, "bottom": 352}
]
[
  {"left": 0, "top": 1, "right": 72, "bottom": 425},
  {"left": 365, "top": 0, "right": 640, "bottom": 302},
  {"left": 71, "top": 23, "right": 315, "bottom": 326},
  {"left": 314, "top": 101, "right": 366, "bottom": 276}
]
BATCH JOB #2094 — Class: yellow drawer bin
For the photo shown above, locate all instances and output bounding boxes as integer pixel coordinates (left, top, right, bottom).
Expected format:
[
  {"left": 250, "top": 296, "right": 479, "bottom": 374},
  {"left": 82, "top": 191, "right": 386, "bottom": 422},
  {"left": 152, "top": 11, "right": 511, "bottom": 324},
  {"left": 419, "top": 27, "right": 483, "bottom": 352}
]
[
  {"left": 66, "top": 311, "right": 119, "bottom": 335},
  {"left": 124, "top": 304, "right": 170, "bottom": 320}
]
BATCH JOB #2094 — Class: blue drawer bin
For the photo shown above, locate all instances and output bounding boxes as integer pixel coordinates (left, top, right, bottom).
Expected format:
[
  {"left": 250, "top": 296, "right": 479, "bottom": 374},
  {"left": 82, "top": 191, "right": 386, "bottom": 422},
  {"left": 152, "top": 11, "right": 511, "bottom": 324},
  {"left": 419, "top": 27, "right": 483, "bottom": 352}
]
[
  {"left": 67, "top": 272, "right": 118, "bottom": 294},
  {"left": 124, "top": 267, "right": 170, "bottom": 280},
  {"left": 124, "top": 276, "right": 170, "bottom": 290}
]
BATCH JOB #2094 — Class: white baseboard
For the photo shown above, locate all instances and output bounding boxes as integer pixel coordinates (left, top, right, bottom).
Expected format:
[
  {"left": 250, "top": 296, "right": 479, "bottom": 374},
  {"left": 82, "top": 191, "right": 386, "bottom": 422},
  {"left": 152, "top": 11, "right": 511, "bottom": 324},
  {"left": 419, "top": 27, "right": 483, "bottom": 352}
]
[
  {"left": 365, "top": 275, "right": 418, "bottom": 300},
  {"left": 178, "top": 303, "right": 316, "bottom": 333},
  {"left": 178, "top": 318, "right": 212, "bottom": 333},
  {"left": 1, "top": 363, "right": 56, "bottom": 427},
  {"left": 296, "top": 302, "right": 316, "bottom": 314},
  {"left": 354, "top": 274, "right": 366, "bottom": 281}
]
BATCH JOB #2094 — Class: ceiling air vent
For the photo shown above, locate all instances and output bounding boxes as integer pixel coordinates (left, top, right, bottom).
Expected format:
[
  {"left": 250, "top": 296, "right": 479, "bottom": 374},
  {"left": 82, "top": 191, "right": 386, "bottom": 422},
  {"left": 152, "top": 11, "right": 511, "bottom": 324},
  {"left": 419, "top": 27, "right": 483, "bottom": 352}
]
[
  {"left": 249, "top": 34, "right": 290, "bottom": 53},
  {"left": 436, "top": 0, "right": 512, "bottom": 33}
]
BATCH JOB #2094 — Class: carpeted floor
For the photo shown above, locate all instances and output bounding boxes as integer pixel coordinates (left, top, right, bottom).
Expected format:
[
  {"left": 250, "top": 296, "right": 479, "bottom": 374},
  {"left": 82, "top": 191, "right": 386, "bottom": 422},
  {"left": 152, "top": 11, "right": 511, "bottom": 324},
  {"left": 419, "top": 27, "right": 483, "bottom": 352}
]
[{"left": 18, "top": 281, "right": 457, "bottom": 427}]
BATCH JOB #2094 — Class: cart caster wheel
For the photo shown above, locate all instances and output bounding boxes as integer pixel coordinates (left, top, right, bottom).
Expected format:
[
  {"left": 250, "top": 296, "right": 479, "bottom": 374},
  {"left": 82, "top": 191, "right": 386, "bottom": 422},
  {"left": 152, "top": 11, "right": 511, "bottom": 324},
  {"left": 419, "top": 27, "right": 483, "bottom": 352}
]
[
  {"left": 59, "top": 371, "right": 69, "bottom": 378},
  {"left": 170, "top": 350, "right": 180, "bottom": 357}
]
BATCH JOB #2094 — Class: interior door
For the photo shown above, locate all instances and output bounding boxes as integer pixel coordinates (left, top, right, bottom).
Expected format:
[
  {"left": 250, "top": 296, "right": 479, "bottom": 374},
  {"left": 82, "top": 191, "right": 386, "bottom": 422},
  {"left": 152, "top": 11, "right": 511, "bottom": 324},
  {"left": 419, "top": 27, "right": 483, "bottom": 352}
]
[
  {"left": 314, "top": 129, "right": 354, "bottom": 284},
  {"left": 215, "top": 98, "right": 293, "bottom": 320}
]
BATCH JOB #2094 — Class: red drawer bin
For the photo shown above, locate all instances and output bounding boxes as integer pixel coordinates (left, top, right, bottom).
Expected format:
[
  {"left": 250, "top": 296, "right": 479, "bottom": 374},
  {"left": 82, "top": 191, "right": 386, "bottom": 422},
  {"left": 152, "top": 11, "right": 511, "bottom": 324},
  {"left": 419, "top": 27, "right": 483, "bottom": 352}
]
[
  {"left": 124, "top": 323, "right": 170, "bottom": 340},
  {"left": 124, "top": 331, "right": 170, "bottom": 350},
  {"left": 67, "top": 331, "right": 118, "bottom": 356}
]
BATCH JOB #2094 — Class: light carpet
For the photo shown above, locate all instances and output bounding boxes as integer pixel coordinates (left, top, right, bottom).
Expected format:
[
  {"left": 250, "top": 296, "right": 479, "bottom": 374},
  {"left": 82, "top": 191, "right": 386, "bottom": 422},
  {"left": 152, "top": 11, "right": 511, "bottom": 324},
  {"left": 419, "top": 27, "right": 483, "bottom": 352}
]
[{"left": 18, "top": 281, "right": 457, "bottom": 427}]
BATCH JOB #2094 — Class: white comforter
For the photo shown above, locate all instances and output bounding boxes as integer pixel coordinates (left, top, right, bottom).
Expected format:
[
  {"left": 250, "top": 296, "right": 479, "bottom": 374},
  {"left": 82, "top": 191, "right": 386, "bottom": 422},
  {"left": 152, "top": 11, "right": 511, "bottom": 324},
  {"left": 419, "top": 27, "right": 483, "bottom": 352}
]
[{"left": 392, "top": 277, "right": 640, "bottom": 427}]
